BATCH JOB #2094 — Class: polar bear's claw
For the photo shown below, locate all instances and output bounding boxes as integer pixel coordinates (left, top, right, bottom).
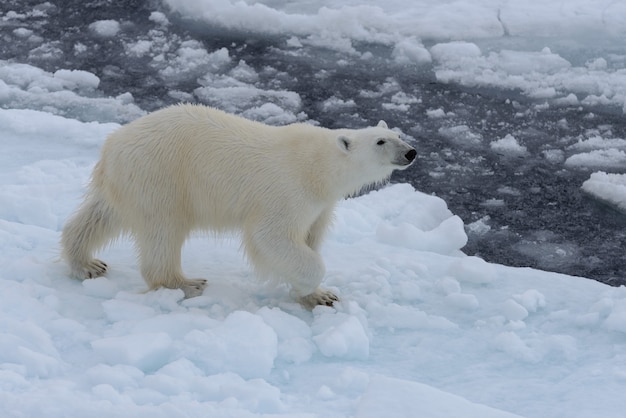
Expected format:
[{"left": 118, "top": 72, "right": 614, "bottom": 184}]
[
  {"left": 299, "top": 288, "right": 339, "bottom": 310},
  {"left": 181, "top": 279, "right": 208, "bottom": 299},
  {"left": 79, "top": 259, "right": 108, "bottom": 279}
]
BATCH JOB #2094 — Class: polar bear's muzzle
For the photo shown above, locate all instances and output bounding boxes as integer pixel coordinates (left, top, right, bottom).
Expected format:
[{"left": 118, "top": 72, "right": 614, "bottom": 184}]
[{"left": 395, "top": 148, "right": 417, "bottom": 167}]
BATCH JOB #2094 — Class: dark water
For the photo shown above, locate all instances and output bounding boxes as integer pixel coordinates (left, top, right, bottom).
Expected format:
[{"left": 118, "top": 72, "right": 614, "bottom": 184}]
[{"left": 1, "top": 0, "right": 625, "bottom": 285}]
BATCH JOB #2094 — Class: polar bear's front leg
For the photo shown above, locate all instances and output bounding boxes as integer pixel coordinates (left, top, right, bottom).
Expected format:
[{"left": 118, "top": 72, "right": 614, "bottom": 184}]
[{"left": 244, "top": 226, "right": 338, "bottom": 309}]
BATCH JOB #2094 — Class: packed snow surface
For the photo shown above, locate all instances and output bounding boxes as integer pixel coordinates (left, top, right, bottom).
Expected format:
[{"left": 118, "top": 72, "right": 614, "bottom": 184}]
[
  {"left": 2, "top": 0, "right": 626, "bottom": 417},
  {"left": 1, "top": 108, "right": 626, "bottom": 418}
]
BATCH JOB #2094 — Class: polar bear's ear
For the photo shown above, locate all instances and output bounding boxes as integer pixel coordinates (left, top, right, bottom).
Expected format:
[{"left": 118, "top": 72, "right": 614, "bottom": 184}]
[
  {"left": 336, "top": 135, "right": 352, "bottom": 153},
  {"left": 377, "top": 120, "right": 388, "bottom": 129}
]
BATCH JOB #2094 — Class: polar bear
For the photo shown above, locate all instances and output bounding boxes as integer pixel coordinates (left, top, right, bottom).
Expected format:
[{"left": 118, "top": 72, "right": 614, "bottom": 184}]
[{"left": 61, "top": 104, "right": 416, "bottom": 308}]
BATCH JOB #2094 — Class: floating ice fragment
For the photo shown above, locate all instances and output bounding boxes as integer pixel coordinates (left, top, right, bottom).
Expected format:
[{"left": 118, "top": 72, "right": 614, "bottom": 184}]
[
  {"left": 392, "top": 37, "right": 431, "bottom": 65},
  {"left": 426, "top": 108, "right": 447, "bottom": 118},
  {"left": 431, "top": 41, "right": 482, "bottom": 64},
  {"left": 581, "top": 172, "right": 626, "bottom": 213},
  {"left": 53, "top": 69, "right": 100, "bottom": 90},
  {"left": 565, "top": 149, "right": 626, "bottom": 170},
  {"left": 149, "top": 11, "right": 170, "bottom": 26},
  {"left": 490, "top": 134, "right": 528, "bottom": 156},
  {"left": 89, "top": 20, "right": 121, "bottom": 37}
]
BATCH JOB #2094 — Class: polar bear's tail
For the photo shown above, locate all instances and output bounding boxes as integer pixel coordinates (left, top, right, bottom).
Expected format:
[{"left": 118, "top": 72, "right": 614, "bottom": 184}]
[{"left": 61, "top": 191, "right": 121, "bottom": 280}]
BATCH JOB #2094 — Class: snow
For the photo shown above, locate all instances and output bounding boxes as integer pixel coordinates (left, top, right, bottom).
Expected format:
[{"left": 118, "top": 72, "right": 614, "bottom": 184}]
[{"left": 2, "top": 0, "right": 626, "bottom": 417}]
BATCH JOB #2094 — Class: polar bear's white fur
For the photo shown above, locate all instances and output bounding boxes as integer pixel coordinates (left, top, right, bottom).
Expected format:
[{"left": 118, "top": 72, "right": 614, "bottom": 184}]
[{"left": 61, "top": 104, "right": 416, "bottom": 308}]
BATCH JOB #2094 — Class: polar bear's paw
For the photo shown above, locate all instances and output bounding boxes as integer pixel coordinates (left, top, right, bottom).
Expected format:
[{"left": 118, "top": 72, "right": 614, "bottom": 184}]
[
  {"left": 299, "top": 288, "right": 339, "bottom": 310},
  {"left": 73, "top": 259, "right": 108, "bottom": 279},
  {"left": 181, "top": 279, "right": 208, "bottom": 298}
]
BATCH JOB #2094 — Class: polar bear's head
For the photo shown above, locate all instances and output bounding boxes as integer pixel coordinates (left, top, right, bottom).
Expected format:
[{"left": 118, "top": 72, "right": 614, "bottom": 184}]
[
  {"left": 336, "top": 120, "right": 416, "bottom": 172},
  {"left": 333, "top": 120, "right": 416, "bottom": 195}
]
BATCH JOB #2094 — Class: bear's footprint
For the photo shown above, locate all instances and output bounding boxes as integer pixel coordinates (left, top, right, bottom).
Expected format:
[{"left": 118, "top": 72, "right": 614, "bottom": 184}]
[{"left": 181, "top": 279, "right": 208, "bottom": 298}]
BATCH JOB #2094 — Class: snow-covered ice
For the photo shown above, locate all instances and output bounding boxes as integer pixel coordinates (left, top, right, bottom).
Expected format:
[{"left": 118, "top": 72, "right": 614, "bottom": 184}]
[
  {"left": 1, "top": 107, "right": 626, "bottom": 417},
  {"left": 2, "top": 0, "right": 626, "bottom": 417}
]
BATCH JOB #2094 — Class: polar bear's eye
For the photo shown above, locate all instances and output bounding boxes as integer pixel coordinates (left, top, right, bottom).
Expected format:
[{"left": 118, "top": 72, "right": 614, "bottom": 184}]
[{"left": 376, "top": 139, "right": 386, "bottom": 145}]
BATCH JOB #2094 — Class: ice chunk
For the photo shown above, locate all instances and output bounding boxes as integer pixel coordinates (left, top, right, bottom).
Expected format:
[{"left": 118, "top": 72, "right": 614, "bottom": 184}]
[
  {"left": 438, "top": 125, "right": 482, "bottom": 146},
  {"left": 183, "top": 311, "right": 278, "bottom": 379},
  {"left": 426, "top": 108, "right": 448, "bottom": 118},
  {"left": 445, "top": 293, "right": 480, "bottom": 310},
  {"left": 376, "top": 215, "right": 467, "bottom": 255},
  {"left": 501, "top": 299, "right": 529, "bottom": 321},
  {"left": 313, "top": 315, "right": 369, "bottom": 360},
  {"left": 581, "top": 172, "right": 626, "bottom": 213},
  {"left": 368, "top": 302, "right": 458, "bottom": 330},
  {"left": 82, "top": 277, "right": 119, "bottom": 299},
  {"left": 431, "top": 41, "right": 482, "bottom": 63},
  {"left": 257, "top": 307, "right": 314, "bottom": 363},
  {"left": 356, "top": 375, "right": 524, "bottom": 418},
  {"left": 84, "top": 364, "right": 144, "bottom": 389},
  {"left": 321, "top": 96, "right": 356, "bottom": 112},
  {"left": 448, "top": 256, "right": 496, "bottom": 285},
  {"left": 392, "top": 37, "right": 431, "bottom": 65},
  {"left": 513, "top": 290, "right": 546, "bottom": 313},
  {"left": 490, "top": 134, "right": 528, "bottom": 156},
  {"left": 91, "top": 332, "right": 174, "bottom": 372},
  {"left": 493, "top": 331, "right": 538, "bottom": 363},
  {"left": 435, "top": 277, "right": 462, "bottom": 295},
  {"left": 102, "top": 299, "right": 157, "bottom": 322},
  {"left": 565, "top": 149, "right": 626, "bottom": 170},
  {"left": 569, "top": 136, "right": 626, "bottom": 151},
  {"left": 604, "top": 299, "right": 626, "bottom": 333},
  {"left": 53, "top": 69, "right": 100, "bottom": 90},
  {"left": 89, "top": 20, "right": 121, "bottom": 37},
  {"left": 0, "top": 63, "right": 144, "bottom": 123},
  {"left": 149, "top": 11, "right": 170, "bottom": 26}
]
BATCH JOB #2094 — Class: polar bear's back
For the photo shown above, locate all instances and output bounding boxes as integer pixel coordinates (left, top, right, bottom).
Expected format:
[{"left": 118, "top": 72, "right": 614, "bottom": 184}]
[{"left": 95, "top": 104, "right": 329, "bottom": 230}]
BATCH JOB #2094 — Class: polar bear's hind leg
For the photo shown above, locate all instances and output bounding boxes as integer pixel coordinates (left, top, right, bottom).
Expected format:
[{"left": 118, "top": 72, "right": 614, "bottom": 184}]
[{"left": 61, "top": 194, "right": 120, "bottom": 279}]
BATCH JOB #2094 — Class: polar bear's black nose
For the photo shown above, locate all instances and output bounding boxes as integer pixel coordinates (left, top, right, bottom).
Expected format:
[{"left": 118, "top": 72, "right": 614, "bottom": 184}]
[{"left": 405, "top": 149, "right": 417, "bottom": 162}]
